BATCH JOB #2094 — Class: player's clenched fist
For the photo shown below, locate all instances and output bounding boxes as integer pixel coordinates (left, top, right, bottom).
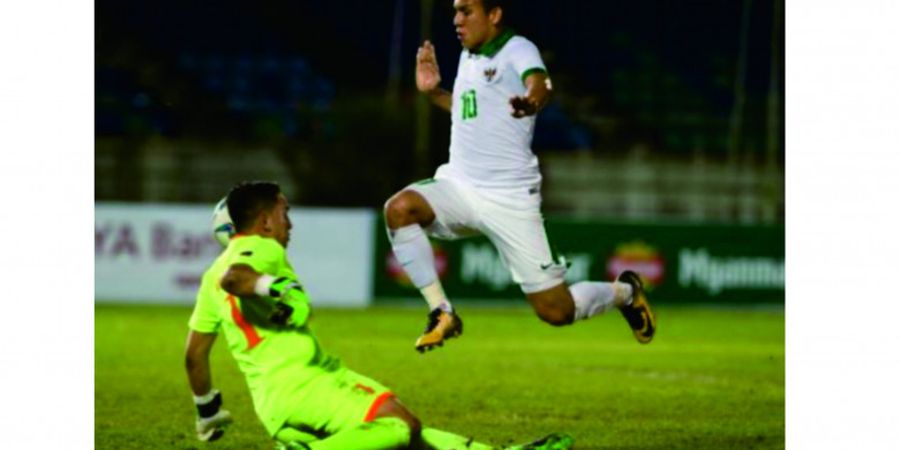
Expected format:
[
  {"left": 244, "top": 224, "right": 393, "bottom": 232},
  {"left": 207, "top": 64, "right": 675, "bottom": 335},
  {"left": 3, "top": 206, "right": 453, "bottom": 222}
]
[
  {"left": 416, "top": 40, "right": 442, "bottom": 94},
  {"left": 509, "top": 95, "right": 539, "bottom": 118}
]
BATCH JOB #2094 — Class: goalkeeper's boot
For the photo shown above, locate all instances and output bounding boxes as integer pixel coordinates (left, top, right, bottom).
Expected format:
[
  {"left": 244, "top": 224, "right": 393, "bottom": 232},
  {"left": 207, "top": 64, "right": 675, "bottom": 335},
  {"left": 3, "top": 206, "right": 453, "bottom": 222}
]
[
  {"left": 505, "top": 432, "right": 575, "bottom": 450},
  {"left": 415, "top": 308, "right": 463, "bottom": 353},
  {"left": 616, "top": 270, "right": 657, "bottom": 344}
]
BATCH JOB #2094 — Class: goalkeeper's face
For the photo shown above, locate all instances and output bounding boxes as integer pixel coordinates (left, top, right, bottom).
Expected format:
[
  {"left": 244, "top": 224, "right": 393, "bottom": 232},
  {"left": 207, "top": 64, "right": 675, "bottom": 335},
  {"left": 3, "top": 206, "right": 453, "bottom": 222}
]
[{"left": 269, "top": 194, "right": 293, "bottom": 248}]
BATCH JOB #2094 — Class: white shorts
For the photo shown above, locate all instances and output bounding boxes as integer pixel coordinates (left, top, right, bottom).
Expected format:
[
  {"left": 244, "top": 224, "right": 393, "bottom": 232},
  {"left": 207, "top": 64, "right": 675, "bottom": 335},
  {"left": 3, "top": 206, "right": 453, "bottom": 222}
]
[{"left": 405, "top": 176, "right": 567, "bottom": 294}]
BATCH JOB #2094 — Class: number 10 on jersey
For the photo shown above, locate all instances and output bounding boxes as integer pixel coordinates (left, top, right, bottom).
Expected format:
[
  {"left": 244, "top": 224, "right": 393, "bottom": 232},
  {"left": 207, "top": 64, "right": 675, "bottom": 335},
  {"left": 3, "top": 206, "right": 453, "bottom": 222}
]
[{"left": 461, "top": 89, "right": 477, "bottom": 120}]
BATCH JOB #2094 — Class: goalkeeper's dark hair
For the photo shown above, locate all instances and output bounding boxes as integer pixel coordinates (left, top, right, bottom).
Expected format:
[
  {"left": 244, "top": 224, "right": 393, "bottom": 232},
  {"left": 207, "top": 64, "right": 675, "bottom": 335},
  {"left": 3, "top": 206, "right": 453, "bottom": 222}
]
[{"left": 226, "top": 181, "right": 282, "bottom": 233}]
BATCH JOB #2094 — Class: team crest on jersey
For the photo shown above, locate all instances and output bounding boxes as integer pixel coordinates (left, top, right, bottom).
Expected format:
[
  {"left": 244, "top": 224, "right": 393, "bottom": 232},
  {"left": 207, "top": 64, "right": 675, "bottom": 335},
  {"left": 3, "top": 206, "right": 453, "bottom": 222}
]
[{"left": 483, "top": 67, "right": 498, "bottom": 82}]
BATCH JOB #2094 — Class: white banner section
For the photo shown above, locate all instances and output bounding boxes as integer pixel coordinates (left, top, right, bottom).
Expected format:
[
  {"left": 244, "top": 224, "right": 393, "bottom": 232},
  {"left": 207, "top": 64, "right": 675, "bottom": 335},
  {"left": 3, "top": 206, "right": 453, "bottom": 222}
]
[{"left": 96, "top": 203, "right": 374, "bottom": 307}]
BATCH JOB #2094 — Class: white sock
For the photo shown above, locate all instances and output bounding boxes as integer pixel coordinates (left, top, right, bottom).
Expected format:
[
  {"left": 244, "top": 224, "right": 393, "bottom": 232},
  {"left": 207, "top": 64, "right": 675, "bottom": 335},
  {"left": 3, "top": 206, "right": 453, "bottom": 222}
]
[
  {"left": 615, "top": 281, "right": 634, "bottom": 306},
  {"left": 421, "top": 282, "right": 452, "bottom": 313},
  {"left": 389, "top": 224, "right": 452, "bottom": 312},
  {"left": 570, "top": 281, "right": 624, "bottom": 320}
]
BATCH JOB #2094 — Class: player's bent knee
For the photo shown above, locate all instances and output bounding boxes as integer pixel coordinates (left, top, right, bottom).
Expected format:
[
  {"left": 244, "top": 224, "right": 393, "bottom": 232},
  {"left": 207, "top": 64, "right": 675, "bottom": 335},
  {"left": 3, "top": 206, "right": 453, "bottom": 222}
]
[
  {"left": 530, "top": 296, "right": 575, "bottom": 326},
  {"left": 384, "top": 191, "right": 433, "bottom": 228},
  {"left": 527, "top": 285, "right": 575, "bottom": 326},
  {"left": 535, "top": 306, "right": 575, "bottom": 326},
  {"left": 382, "top": 195, "right": 404, "bottom": 224}
]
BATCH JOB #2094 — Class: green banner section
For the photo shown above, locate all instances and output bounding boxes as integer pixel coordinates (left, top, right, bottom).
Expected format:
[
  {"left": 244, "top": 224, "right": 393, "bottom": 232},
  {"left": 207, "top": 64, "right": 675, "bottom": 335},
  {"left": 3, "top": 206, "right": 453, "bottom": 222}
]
[{"left": 374, "top": 217, "right": 784, "bottom": 304}]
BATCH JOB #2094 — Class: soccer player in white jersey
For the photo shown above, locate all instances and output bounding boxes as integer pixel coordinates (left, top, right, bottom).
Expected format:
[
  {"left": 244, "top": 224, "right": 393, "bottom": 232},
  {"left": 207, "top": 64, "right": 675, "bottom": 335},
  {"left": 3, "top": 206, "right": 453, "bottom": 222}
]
[{"left": 384, "top": 0, "right": 656, "bottom": 352}]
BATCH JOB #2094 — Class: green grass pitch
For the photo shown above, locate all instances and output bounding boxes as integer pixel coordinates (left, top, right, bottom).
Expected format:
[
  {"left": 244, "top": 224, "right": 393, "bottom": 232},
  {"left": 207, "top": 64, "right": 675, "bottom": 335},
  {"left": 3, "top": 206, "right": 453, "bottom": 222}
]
[{"left": 95, "top": 303, "right": 784, "bottom": 449}]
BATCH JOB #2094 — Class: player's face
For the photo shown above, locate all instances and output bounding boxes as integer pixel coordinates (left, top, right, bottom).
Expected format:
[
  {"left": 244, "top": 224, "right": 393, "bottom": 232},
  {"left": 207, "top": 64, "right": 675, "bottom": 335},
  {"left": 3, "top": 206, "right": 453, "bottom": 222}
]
[
  {"left": 453, "top": 0, "right": 498, "bottom": 50},
  {"left": 270, "top": 194, "right": 293, "bottom": 247}
]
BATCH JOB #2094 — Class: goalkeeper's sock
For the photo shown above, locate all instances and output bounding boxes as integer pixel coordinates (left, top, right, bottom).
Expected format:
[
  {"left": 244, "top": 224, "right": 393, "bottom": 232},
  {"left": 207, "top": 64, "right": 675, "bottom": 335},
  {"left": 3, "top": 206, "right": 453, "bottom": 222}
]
[
  {"left": 570, "top": 281, "right": 631, "bottom": 320},
  {"left": 388, "top": 224, "right": 453, "bottom": 313},
  {"left": 421, "top": 427, "right": 495, "bottom": 450},
  {"left": 302, "top": 417, "right": 410, "bottom": 450}
]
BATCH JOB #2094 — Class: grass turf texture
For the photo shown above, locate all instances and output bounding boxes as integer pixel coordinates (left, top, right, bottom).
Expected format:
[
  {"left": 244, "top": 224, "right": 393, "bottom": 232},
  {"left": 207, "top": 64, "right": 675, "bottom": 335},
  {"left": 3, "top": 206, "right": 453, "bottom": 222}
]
[{"left": 95, "top": 304, "right": 784, "bottom": 449}]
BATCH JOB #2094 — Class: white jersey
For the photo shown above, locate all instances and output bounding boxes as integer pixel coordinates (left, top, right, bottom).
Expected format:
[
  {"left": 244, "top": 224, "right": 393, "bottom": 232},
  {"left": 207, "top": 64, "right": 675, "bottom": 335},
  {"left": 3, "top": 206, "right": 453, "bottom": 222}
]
[{"left": 436, "top": 30, "right": 548, "bottom": 194}]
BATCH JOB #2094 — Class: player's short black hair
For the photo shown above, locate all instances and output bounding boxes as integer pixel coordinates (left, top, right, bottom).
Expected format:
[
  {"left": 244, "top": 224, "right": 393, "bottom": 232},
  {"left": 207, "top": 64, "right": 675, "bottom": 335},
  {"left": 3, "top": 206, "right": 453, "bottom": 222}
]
[
  {"left": 481, "top": 0, "right": 506, "bottom": 15},
  {"left": 226, "top": 181, "right": 282, "bottom": 233}
]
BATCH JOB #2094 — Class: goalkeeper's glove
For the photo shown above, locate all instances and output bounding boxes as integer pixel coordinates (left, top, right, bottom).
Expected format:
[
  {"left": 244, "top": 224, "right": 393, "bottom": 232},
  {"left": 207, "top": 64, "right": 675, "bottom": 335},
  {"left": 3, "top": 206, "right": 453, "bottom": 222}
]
[
  {"left": 194, "top": 389, "right": 233, "bottom": 442},
  {"left": 255, "top": 276, "right": 310, "bottom": 326},
  {"left": 266, "top": 276, "right": 303, "bottom": 297}
]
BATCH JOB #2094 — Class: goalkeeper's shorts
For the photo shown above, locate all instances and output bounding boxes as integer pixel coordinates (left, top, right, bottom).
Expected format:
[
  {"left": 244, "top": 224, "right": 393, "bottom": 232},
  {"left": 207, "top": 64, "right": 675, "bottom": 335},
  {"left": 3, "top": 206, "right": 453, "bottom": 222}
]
[{"left": 278, "top": 366, "right": 393, "bottom": 437}]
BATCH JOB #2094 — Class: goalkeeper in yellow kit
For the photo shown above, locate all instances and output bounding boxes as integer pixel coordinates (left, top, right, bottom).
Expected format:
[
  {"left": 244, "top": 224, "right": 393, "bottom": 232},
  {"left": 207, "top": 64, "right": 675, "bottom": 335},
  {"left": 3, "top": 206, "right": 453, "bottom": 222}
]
[{"left": 184, "top": 181, "right": 573, "bottom": 449}]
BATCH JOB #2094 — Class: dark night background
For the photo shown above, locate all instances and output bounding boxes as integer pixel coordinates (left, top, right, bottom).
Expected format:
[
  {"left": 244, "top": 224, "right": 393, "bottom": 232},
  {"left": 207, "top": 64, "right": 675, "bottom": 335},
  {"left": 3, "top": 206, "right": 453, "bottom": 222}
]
[{"left": 96, "top": 0, "right": 784, "bottom": 222}]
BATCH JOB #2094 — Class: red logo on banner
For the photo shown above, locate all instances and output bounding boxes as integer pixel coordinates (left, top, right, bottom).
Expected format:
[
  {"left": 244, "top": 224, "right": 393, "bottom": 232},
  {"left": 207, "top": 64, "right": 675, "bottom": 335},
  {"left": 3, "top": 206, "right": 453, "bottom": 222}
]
[
  {"left": 606, "top": 241, "right": 665, "bottom": 290},
  {"left": 386, "top": 243, "right": 449, "bottom": 287}
]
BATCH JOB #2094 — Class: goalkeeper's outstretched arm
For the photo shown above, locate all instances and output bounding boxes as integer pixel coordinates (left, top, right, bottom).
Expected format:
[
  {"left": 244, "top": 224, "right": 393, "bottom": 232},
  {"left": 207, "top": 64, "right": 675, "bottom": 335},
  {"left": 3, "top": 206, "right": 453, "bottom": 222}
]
[
  {"left": 185, "top": 330, "right": 216, "bottom": 396},
  {"left": 185, "top": 331, "right": 233, "bottom": 441}
]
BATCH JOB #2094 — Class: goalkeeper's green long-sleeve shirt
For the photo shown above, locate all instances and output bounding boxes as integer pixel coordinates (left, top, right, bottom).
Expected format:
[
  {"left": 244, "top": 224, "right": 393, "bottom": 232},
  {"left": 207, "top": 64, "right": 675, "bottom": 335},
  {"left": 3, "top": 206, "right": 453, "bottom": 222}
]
[{"left": 189, "top": 234, "right": 339, "bottom": 436}]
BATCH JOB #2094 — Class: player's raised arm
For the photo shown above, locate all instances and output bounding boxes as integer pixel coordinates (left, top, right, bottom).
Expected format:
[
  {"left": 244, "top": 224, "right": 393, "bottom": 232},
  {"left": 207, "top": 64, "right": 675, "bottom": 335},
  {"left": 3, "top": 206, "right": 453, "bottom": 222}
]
[
  {"left": 416, "top": 40, "right": 452, "bottom": 112},
  {"left": 509, "top": 71, "right": 552, "bottom": 118}
]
